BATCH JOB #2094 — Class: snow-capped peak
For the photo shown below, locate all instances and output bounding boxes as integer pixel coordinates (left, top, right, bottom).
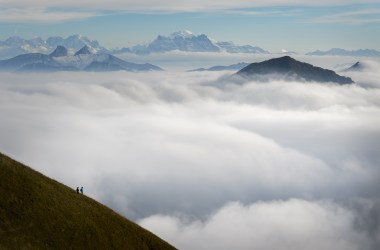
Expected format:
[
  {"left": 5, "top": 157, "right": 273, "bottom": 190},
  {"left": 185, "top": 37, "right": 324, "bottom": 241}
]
[
  {"left": 67, "top": 34, "right": 90, "bottom": 43},
  {"left": 169, "top": 30, "right": 195, "bottom": 39},
  {"left": 74, "top": 45, "right": 93, "bottom": 56},
  {"left": 4, "top": 36, "right": 26, "bottom": 46}
]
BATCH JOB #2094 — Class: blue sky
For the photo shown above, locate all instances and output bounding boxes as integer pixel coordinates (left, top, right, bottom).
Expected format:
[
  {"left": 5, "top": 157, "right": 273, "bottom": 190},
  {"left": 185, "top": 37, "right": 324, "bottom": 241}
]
[{"left": 0, "top": 1, "right": 379, "bottom": 53}]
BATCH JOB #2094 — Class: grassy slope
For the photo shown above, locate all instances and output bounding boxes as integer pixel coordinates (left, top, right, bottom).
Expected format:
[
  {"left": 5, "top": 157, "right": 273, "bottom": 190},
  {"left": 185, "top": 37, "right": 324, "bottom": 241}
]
[{"left": 0, "top": 152, "right": 176, "bottom": 250}]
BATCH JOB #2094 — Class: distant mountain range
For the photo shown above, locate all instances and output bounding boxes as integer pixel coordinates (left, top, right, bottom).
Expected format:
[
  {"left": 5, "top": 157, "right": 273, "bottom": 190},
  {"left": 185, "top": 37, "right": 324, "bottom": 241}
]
[
  {"left": 189, "top": 62, "right": 250, "bottom": 72},
  {"left": 0, "top": 35, "right": 109, "bottom": 59},
  {"left": 1, "top": 33, "right": 379, "bottom": 59},
  {"left": 0, "top": 31, "right": 269, "bottom": 59},
  {"left": 113, "top": 31, "right": 269, "bottom": 55},
  {"left": 306, "top": 48, "right": 380, "bottom": 57},
  {"left": 236, "top": 56, "right": 354, "bottom": 84},
  {"left": 0, "top": 45, "right": 162, "bottom": 72}
]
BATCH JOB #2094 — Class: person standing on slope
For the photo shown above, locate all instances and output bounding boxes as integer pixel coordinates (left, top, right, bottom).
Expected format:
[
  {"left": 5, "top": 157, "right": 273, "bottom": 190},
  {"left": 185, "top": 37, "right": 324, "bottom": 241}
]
[
  {"left": 80, "top": 187, "right": 83, "bottom": 194},
  {"left": 76, "top": 187, "right": 79, "bottom": 194}
]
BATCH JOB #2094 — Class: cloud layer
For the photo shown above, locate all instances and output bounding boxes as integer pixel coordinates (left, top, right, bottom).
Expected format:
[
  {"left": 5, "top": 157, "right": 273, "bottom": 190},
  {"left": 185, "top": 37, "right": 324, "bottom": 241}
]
[
  {"left": 0, "top": 60, "right": 379, "bottom": 249},
  {"left": 0, "top": 8, "right": 100, "bottom": 23},
  {"left": 1, "top": 1, "right": 379, "bottom": 23},
  {"left": 2, "top": 0, "right": 378, "bottom": 11},
  {"left": 139, "top": 199, "right": 375, "bottom": 250}
]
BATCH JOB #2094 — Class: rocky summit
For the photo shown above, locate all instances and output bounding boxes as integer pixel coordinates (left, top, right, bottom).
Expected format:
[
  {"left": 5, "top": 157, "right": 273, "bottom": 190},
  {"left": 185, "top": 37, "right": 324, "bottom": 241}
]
[{"left": 236, "top": 56, "right": 354, "bottom": 84}]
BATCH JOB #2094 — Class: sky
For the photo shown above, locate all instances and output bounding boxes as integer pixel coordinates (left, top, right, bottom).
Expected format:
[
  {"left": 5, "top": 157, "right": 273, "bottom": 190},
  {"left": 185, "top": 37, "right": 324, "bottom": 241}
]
[{"left": 0, "top": 1, "right": 380, "bottom": 53}]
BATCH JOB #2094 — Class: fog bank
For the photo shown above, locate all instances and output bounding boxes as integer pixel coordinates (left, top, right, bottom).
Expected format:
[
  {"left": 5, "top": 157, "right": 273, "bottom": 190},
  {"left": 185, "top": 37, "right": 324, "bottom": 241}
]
[{"left": 0, "top": 64, "right": 379, "bottom": 249}]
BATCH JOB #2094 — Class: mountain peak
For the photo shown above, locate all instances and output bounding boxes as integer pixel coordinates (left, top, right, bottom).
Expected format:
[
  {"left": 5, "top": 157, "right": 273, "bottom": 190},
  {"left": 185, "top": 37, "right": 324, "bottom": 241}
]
[
  {"left": 68, "top": 34, "right": 86, "bottom": 40},
  {"left": 275, "top": 55, "right": 293, "bottom": 62},
  {"left": 116, "top": 31, "right": 269, "bottom": 54},
  {"left": 49, "top": 45, "right": 68, "bottom": 57},
  {"left": 4, "top": 36, "right": 26, "bottom": 46},
  {"left": 74, "top": 45, "right": 93, "bottom": 56},
  {"left": 352, "top": 61, "right": 360, "bottom": 68},
  {"left": 345, "top": 61, "right": 365, "bottom": 72},
  {"left": 237, "top": 56, "right": 354, "bottom": 84},
  {"left": 249, "top": 56, "right": 297, "bottom": 70},
  {"left": 169, "top": 30, "right": 195, "bottom": 39},
  {"left": 28, "top": 37, "right": 45, "bottom": 45}
]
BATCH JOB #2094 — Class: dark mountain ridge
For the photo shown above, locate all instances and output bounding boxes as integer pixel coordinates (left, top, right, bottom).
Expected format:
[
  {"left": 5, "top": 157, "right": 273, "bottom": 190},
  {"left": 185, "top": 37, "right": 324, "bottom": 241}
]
[
  {"left": 0, "top": 53, "right": 58, "bottom": 71},
  {"left": 74, "top": 45, "right": 93, "bottom": 56},
  {"left": 0, "top": 152, "right": 176, "bottom": 249},
  {"left": 49, "top": 46, "right": 69, "bottom": 57},
  {"left": 237, "top": 56, "right": 354, "bottom": 84},
  {"left": 85, "top": 54, "right": 162, "bottom": 72}
]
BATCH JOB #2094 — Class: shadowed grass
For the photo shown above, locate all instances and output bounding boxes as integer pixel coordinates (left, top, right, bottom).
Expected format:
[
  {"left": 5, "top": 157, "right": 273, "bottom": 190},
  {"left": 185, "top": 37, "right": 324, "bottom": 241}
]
[{"left": 0, "top": 152, "right": 176, "bottom": 250}]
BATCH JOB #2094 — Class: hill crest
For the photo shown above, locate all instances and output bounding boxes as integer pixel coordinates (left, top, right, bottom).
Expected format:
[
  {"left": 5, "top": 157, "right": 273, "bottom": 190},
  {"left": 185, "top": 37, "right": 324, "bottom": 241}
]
[{"left": 0, "top": 152, "right": 176, "bottom": 250}]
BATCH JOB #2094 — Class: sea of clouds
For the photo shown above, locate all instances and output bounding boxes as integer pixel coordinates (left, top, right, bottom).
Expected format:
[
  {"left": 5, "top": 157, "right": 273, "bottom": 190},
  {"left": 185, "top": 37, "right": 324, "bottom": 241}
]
[{"left": 0, "top": 59, "right": 379, "bottom": 249}]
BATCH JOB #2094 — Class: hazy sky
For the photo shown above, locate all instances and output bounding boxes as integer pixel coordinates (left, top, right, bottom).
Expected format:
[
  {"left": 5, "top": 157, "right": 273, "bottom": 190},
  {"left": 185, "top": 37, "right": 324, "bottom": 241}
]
[{"left": 0, "top": 1, "right": 380, "bottom": 52}]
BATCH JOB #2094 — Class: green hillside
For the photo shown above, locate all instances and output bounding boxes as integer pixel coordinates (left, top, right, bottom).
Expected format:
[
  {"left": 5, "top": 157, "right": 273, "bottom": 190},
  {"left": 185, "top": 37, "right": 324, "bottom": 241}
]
[{"left": 0, "top": 152, "right": 176, "bottom": 250}]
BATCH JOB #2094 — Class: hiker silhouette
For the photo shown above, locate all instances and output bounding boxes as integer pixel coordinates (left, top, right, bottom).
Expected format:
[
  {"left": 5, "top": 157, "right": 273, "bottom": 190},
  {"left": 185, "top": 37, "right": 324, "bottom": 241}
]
[
  {"left": 76, "top": 187, "right": 79, "bottom": 194},
  {"left": 80, "top": 187, "right": 83, "bottom": 194}
]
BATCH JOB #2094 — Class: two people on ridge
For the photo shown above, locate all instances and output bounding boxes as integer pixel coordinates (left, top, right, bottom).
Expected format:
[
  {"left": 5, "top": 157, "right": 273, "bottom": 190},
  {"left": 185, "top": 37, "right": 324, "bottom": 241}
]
[{"left": 76, "top": 186, "right": 83, "bottom": 194}]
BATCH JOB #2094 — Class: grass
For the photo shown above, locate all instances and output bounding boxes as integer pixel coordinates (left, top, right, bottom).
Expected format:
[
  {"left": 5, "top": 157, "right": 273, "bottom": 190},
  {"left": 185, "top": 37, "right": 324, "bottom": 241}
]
[{"left": 0, "top": 152, "right": 177, "bottom": 250}]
